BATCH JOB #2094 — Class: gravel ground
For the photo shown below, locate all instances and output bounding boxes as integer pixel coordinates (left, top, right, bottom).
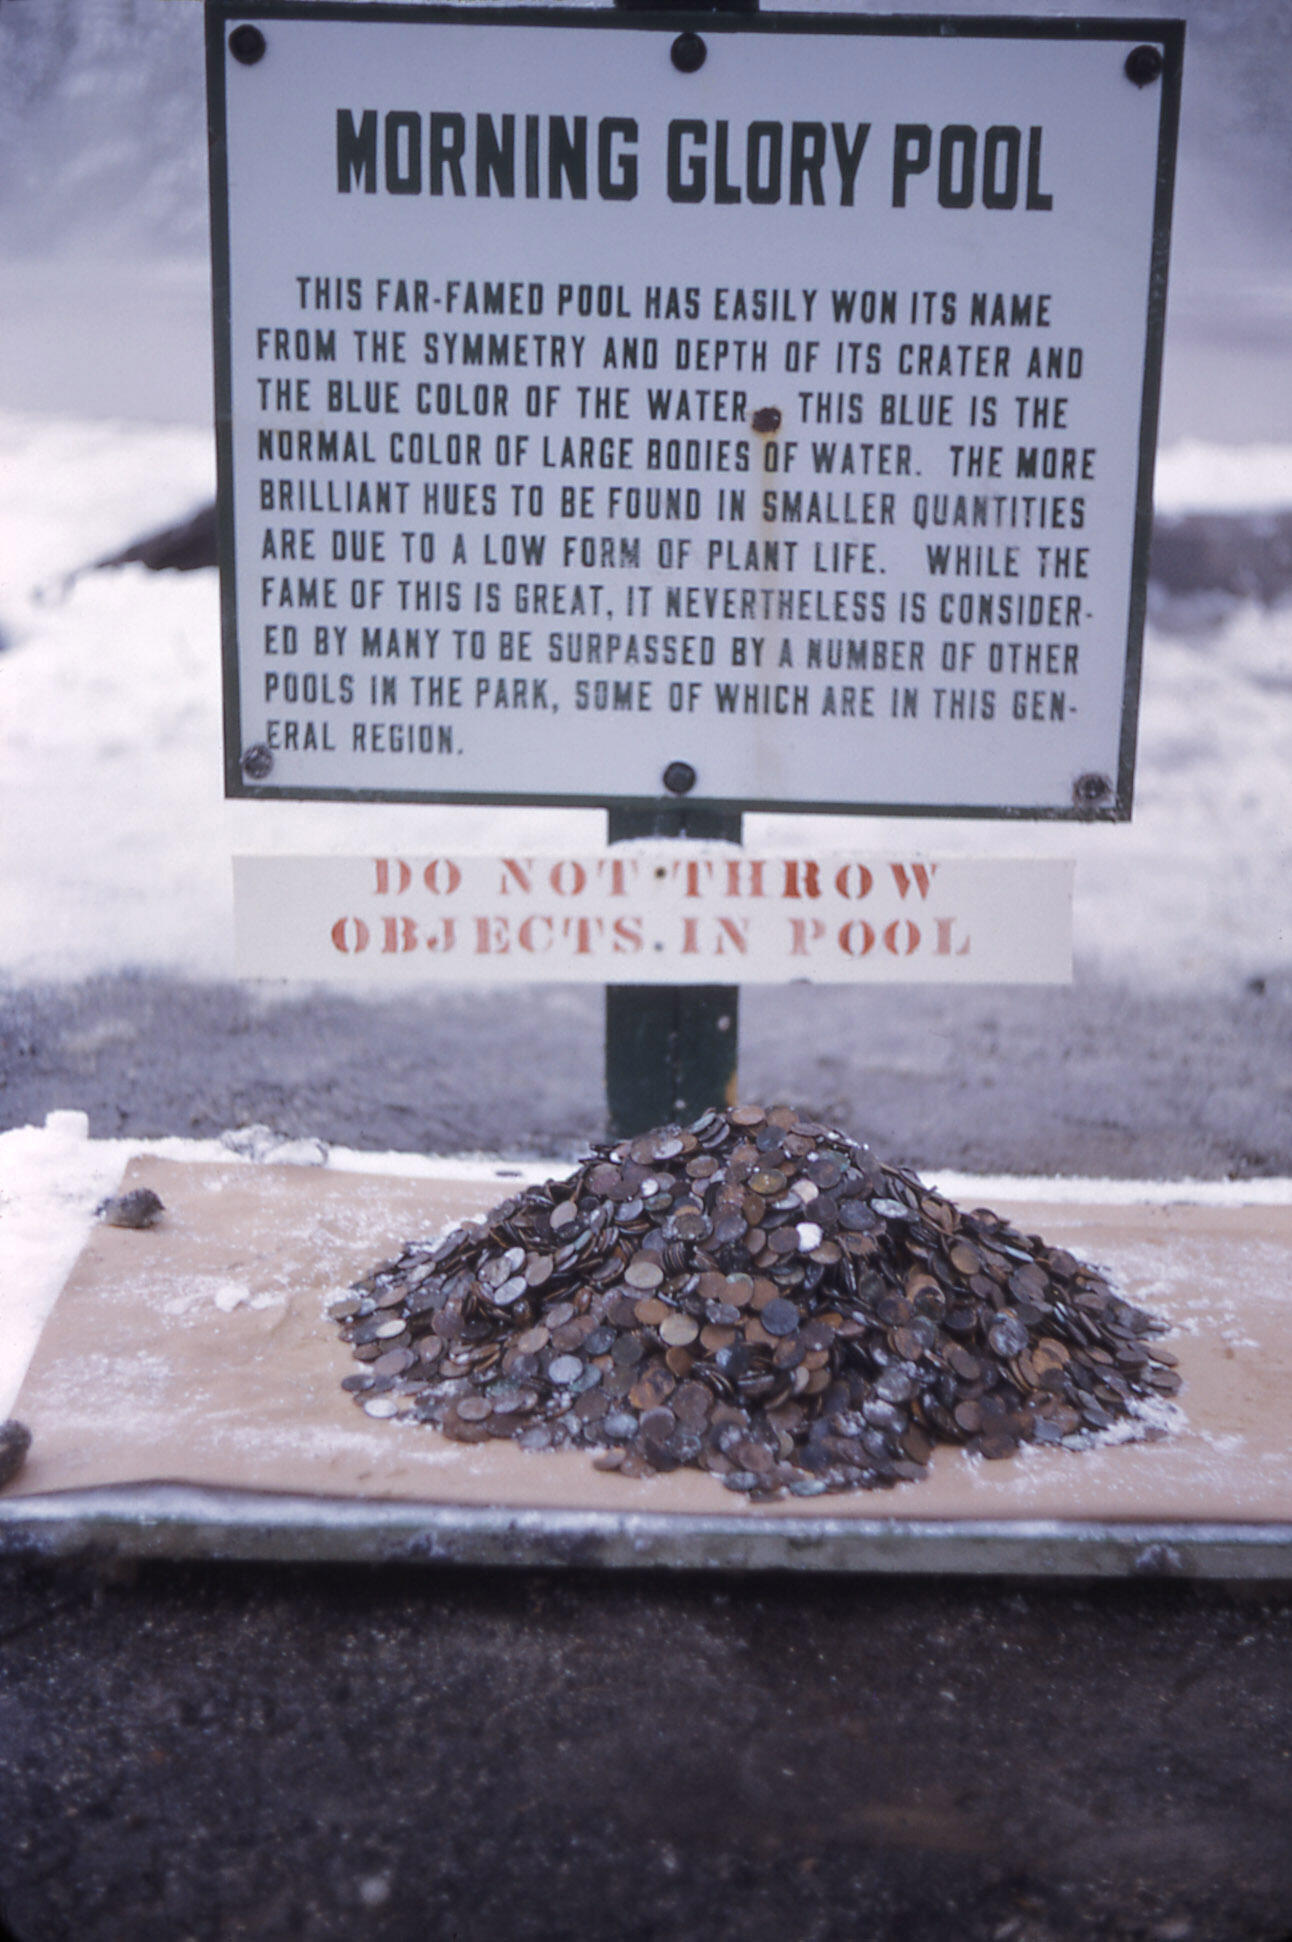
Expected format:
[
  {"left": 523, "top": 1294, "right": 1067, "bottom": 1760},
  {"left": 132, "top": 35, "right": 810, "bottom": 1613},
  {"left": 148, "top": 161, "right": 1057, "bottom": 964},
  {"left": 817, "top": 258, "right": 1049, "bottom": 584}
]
[
  {"left": 1, "top": 968, "right": 1288, "bottom": 1177},
  {"left": 1, "top": 1559, "right": 1290, "bottom": 1942}
]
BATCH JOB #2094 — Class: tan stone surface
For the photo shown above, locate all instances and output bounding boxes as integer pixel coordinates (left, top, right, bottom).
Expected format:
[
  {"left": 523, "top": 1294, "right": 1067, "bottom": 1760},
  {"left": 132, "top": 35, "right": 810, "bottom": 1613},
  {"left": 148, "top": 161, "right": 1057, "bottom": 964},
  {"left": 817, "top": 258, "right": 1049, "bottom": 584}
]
[{"left": 6, "top": 1156, "right": 1291, "bottom": 1522}]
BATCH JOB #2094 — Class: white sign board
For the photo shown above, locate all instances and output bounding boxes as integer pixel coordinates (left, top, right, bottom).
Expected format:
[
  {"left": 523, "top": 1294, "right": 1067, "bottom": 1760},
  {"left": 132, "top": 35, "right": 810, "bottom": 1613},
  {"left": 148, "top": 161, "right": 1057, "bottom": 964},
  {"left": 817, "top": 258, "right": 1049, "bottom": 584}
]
[
  {"left": 209, "top": 7, "right": 1181, "bottom": 818},
  {"left": 233, "top": 850, "right": 1073, "bottom": 984}
]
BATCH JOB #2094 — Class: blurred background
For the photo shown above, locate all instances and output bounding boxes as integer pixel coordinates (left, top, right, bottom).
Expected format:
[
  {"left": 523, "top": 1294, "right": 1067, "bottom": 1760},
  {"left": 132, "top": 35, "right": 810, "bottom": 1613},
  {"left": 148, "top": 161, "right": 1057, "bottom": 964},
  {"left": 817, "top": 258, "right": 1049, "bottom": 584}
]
[{"left": 1, "top": 0, "right": 1289, "bottom": 436}]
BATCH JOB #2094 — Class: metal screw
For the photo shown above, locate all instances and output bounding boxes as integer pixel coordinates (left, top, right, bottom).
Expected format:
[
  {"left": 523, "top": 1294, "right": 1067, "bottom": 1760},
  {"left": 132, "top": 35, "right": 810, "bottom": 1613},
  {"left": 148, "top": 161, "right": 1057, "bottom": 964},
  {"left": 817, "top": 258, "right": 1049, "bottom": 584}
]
[
  {"left": 750, "top": 407, "right": 782, "bottom": 434},
  {"left": 241, "top": 743, "right": 274, "bottom": 780},
  {"left": 671, "top": 32, "right": 706, "bottom": 74},
  {"left": 1124, "top": 44, "right": 1163, "bottom": 87},
  {"left": 1073, "top": 772, "right": 1112, "bottom": 807},
  {"left": 662, "top": 761, "right": 697, "bottom": 796},
  {"left": 229, "top": 24, "right": 267, "bottom": 65}
]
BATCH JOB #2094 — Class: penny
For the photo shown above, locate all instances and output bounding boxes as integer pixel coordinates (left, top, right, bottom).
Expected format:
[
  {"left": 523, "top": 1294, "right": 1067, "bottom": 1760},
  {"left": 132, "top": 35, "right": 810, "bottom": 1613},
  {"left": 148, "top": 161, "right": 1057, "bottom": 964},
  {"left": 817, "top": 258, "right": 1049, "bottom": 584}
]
[
  {"left": 838, "top": 1200, "right": 877, "bottom": 1233},
  {"left": 760, "top": 1298, "right": 800, "bottom": 1337},
  {"left": 671, "top": 1208, "right": 711, "bottom": 1240},
  {"left": 659, "top": 1313, "right": 700, "bottom": 1347},
  {"left": 625, "top": 1254, "right": 664, "bottom": 1290},
  {"left": 548, "top": 1355, "right": 584, "bottom": 1387},
  {"left": 988, "top": 1315, "right": 1029, "bottom": 1358},
  {"left": 639, "top": 1406, "right": 677, "bottom": 1444},
  {"left": 371, "top": 1348, "right": 416, "bottom": 1377},
  {"left": 629, "top": 1363, "right": 677, "bottom": 1411},
  {"left": 673, "top": 1383, "right": 712, "bottom": 1428},
  {"left": 1030, "top": 1337, "right": 1070, "bottom": 1376}
]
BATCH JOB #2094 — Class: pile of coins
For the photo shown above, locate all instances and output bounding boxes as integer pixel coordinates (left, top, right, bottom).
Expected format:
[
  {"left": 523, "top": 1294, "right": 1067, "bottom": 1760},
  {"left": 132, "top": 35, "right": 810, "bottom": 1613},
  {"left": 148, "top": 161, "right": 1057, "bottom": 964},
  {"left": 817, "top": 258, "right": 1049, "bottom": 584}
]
[{"left": 331, "top": 1107, "right": 1178, "bottom": 1499}]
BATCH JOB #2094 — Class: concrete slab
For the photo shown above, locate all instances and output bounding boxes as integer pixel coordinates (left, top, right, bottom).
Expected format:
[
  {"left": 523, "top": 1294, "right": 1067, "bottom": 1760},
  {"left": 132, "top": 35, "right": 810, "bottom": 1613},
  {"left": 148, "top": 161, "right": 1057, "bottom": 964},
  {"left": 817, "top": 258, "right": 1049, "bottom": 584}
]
[{"left": 4, "top": 1155, "right": 1289, "bottom": 1576}]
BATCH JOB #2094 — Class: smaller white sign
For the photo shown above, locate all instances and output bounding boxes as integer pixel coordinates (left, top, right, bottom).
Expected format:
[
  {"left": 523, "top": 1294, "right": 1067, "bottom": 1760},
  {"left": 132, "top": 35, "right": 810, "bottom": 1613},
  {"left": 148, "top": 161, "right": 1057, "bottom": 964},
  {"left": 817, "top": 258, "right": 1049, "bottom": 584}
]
[{"left": 234, "top": 848, "right": 1072, "bottom": 984}]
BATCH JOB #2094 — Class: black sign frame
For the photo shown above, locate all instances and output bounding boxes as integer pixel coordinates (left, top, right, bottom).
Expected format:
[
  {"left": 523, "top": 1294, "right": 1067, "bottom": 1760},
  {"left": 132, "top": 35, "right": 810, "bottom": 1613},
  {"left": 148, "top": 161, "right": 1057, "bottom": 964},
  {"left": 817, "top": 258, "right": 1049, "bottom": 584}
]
[{"left": 207, "top": 2, "right": 1183, "bottom": 821}]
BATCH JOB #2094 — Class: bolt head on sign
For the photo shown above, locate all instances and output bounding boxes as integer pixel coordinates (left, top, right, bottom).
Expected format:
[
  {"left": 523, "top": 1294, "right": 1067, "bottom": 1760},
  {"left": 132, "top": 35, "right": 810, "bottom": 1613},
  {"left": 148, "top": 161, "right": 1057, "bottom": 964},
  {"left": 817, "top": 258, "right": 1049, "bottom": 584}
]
[{"left": 208, "top": 6, "right": 1180, "bottom": 818}]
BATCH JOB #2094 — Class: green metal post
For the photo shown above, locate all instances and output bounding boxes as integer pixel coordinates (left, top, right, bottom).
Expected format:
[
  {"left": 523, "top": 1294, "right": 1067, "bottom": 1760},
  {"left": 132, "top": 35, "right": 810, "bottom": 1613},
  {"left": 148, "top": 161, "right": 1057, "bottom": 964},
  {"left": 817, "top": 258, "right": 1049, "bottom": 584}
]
[{"left": 605, "top": 803, "right": 742, "bottom": 1137}]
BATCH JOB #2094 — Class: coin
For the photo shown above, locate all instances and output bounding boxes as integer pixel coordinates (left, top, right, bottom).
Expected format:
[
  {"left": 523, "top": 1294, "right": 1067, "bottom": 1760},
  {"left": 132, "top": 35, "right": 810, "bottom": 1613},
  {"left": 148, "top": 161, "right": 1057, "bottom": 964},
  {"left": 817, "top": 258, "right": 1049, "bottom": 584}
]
[
  {"left": 371, "top": 1348, "right": 416, "bottom": 1377},
  {"left": 989, "top": 1315, "right": 1029, "bottom": 1358},
  {"left": 629, "top": 1362, "right": 676, "bottom": 1411}
]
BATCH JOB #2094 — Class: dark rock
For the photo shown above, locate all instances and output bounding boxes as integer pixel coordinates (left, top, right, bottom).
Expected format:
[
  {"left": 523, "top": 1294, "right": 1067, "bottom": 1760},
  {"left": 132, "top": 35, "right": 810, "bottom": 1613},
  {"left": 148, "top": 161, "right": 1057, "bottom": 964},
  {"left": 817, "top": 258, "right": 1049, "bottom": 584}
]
[
  {"left": 95, "top": 501, "right": 217, "bottom": 573},
  {"left": 96, "top": 1187, "right": 165, "bottom": 1229},
  {"left": 0, "top": 1419, "right": 31, "bottom": 1487}
]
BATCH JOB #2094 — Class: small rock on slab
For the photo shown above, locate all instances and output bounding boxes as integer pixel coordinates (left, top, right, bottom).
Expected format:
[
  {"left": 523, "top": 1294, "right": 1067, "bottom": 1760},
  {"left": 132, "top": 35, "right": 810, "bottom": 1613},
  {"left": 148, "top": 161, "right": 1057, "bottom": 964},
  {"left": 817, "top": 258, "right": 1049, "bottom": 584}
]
[{"left": 96, "top": 1188, "right": 165, "bottom": 1229}]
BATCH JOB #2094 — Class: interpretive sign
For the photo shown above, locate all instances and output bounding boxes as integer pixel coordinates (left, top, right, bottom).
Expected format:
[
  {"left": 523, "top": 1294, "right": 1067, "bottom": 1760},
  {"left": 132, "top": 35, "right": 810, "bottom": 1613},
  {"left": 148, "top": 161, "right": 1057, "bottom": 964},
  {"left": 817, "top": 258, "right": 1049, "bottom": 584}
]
[
  {"left": 209, "top": 6, "right": 1181, "bottom": 818},
  {"left": 233, "top": 851, "right": 1073, "bottom": 983}
]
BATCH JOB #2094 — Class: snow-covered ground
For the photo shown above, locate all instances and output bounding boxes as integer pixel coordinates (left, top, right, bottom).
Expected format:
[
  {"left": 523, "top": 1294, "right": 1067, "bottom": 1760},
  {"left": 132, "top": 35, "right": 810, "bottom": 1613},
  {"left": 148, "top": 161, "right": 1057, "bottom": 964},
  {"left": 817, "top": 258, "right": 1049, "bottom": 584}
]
[{"left": 1, "top": 408, "right": 1288, "bottom": 992}]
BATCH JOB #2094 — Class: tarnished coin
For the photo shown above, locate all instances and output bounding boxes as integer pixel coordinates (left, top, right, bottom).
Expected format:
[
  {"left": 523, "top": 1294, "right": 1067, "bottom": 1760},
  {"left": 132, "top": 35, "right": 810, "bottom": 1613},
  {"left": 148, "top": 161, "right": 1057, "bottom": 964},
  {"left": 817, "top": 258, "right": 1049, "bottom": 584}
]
[
  {"left": 760, "top": 1299, "right": 800, "bottom": 1337},
  {"left": 838, "top": 1199, "right": 878, "bottom": 1233},
  {"left": 629, "top": 1362, "right": 676, "bottom": 1411},
  {"left": 372, "top": 1348, "right": 416, "bottom": 1377},
  {"left": 454, "top": 1394, "right": 492, "bottom": 1422},
  {"left": 988, "top": 1315, "right": 1029, "bottom": 1358}
]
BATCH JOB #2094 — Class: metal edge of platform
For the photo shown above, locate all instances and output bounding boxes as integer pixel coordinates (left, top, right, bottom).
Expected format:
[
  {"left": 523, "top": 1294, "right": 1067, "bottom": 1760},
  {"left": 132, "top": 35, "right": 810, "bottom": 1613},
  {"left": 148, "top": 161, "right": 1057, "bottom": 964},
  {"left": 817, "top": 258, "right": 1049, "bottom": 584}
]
[{"left": 2, "top": 1487, "right": 1291, "bottom": 1579}]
